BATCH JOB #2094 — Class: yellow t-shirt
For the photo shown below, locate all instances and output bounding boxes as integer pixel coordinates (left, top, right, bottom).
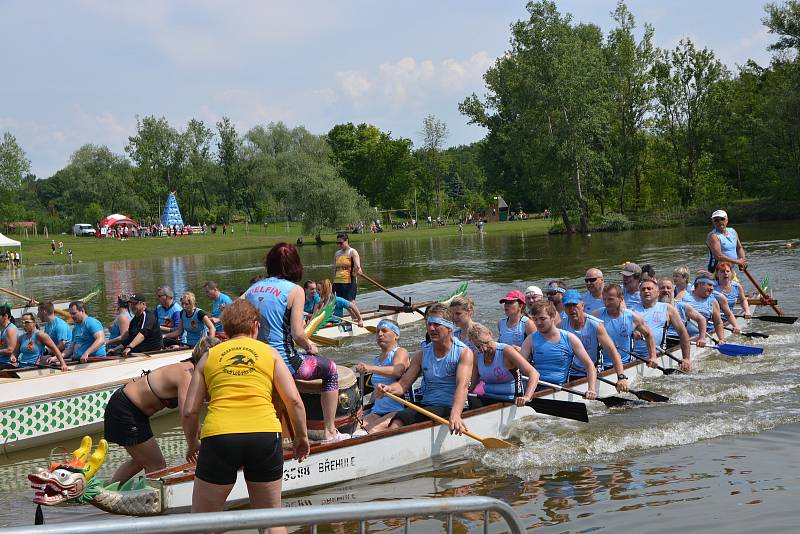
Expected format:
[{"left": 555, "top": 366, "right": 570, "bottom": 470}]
[
  {"left": 333, "top": 252, "right": 353, "bottom": 284},
  {"left": 200, "top": 337, "right": 282, "bottom": 438}
]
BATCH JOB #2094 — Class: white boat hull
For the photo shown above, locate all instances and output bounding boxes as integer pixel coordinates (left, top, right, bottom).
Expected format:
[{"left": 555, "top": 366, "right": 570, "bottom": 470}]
[{"left": 315, "top": 309, "right": 423, "bottom": 340}]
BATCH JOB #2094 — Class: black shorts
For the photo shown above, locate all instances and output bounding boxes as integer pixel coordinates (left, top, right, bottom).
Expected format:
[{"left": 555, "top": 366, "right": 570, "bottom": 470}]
[
  {"left": 104, "top": 388, "right": 154, "bottom": 446},
  {"left": 195, "top": 432, "right": 283, "bottom": 485},
  {"left": 391, "top": 405, "right": 451, "bottom": 427},
  {"left": 332, "top": 282, "right": 357, "bottom": 301}
]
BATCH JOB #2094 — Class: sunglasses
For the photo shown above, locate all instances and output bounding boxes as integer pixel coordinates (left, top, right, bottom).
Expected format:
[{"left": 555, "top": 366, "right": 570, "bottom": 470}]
[
  {"left": 712, "top": 217, "right": 725, "bottom": 221},
  {"left": 22, "top": 320, "right": 35, "bottom": 325},
  {"left": 584, "top": 277, "right": 598, "bottom": 283},
  {"left": 336, "top": 241, "right": 345, "bottom": 245}
]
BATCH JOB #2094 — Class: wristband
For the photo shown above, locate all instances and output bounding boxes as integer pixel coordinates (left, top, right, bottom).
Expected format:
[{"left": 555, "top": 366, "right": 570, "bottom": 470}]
[{"left": 617, "top": 374, "right": 628, "bottom": 380}]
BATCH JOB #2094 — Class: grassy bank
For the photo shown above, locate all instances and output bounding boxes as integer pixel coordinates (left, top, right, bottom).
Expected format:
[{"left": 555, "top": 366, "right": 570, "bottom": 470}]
[{"left": 10, "top": 218, "right": 552, "bottom": 265}]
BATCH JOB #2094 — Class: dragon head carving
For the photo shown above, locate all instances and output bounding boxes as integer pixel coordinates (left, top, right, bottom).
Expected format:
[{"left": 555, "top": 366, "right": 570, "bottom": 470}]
[{"left": 28, "top": 436, "right": 108, "bottom": 506}]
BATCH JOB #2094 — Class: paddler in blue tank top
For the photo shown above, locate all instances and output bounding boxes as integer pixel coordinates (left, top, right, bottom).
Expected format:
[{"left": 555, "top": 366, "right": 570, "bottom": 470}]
[
  {"left": 0, "top": 305, "right": 19, "bottom": 366},
  {"left": 592, "top": 284, "right": 658, "bottom": 367},
  {"left": 354, "top": 319, "right": 410, "bottom": 434},
  {"left": 706, "top": 209, "right": 747, "bottom": 272},
  {"left": 681, "top": 273, "right": 727, "bottom": 342},
  {"left": 466, "top": 322, "right": 539, "bottom": 408},
  {"left": 520, "top": 301, "right": 597, "bottom": 397},
  {"left": 164, "top": 292, "right": 216, "bottom": 347},
  {"left": 713, "top": 261, "right": 752, "bottom": 323},
  {"left": 658, "top": 278, "right": 709, "bottom": 351},
  {"left": 11, "top": 313, "right": 69, "bottom": 371},
  {"left": 450, "top": 295, "right": 477, "bottom": 353},
  {"left": 37, "top": 301, "right": 72, "bottom": 353},
  {"left": 545, "top": 280, "right": 568, "bottom": 326},
  {"left": 497, "top": 290, "right": 536, "bottom": 350},
  {"left": 62, "top": 301, "right": 107, "bottom": 362},
  {"left": 561, "top": 290, "right": 629, "bottom": 391},
  {"left": 632, "top": 278, "right": 692, "bottom": 372},
  {"left": 621, "top": 262, "right": 643, "bottom": 309},
  {"left": 378, "top": 303, "right": 473, "bottom": 435},
  {"left": 156, "top": 286, "right": 184, "bottom": 346},
  {"left": 581, "top": 268, "right": 605, "bottom": 315}
]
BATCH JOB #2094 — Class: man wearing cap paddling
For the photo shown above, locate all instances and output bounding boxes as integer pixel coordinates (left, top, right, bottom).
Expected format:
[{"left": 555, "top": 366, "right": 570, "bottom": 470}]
[
  {"left": 545, "top": 281, "right": 568, "bottom": 325},
  {"left": 112, "top": 294, "right": 163, "bottom": 355},
  {"left": 706, "top": 209, "right": 747, "bottom": 272},
  {"left": 561, "top": 290, "right": 629, "bottom": 392},
  {"left": 377, "top": 303, "right": 473, "bottom": 434},
  {"left": 581, "top": 268, "right": 605, "bottom": 315},
  {"left": 524, "top": 285, "right": 544, "bottom": 317},
  {"left": 621, "top": 262, "right": 643, "bottom": 308},
  {"left": 632, "top": 278, "right": 692, "bottom": 371}
]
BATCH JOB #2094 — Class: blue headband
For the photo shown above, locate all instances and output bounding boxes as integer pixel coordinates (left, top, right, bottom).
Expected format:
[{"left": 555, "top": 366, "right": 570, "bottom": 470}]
[
  {"left": 426, "top": 316, "right": 454, "bottom": 330},
  {"left": 694, "top": 277, "right": 715, "bottom": 286},
  {"left": 546, "top": 286, "right": 566, "bottom": 294},
  {"left": 376, "top": 320, "right": 400, "bottom": 336}
]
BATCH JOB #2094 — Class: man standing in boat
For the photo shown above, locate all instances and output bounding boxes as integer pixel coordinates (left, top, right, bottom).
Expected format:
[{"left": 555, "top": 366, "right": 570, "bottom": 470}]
[
  {"left": 706, "top": 209, "right": 747, "bottom": 272},
  {"left": 631, "top": 278, "right": 692, "bottom": 372},
  {"left": 332, "top": 232, "right": 361, "bottom": 301},
  {"left": 156, "top": 286, "right": 184, "bottom": 346},
  {"left": 377, "top": 303, "right": 472, "bottom": 435},
  {"left": 62, "top": 301, "right": 106, "bottom": 362},
  {"left": 581, "top": 268, "right": 605, "bottom": 314}
]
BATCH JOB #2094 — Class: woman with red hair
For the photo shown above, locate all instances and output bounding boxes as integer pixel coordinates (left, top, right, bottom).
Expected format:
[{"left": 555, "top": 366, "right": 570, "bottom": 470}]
[
  {"left": 713, "top": 261, "right": 751, "bottom": 323},
  {"left": 243, "top": 243, "right": 349, "bottom": 444}
]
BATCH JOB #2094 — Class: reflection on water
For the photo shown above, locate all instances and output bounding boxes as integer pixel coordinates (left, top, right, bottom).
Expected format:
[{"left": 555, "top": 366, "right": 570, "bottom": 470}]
[{"left": 1, "top": 221, "right": 799, "bottom": 531}]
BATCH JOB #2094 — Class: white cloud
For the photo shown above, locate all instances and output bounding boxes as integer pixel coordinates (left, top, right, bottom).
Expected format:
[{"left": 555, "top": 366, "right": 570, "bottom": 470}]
[{"left": 336, "top": 71, "right": 373, "bottom": 98}]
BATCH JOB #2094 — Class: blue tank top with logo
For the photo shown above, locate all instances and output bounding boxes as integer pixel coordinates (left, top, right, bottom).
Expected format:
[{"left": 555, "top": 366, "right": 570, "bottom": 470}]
[
  {"left": 245, "top": 277, "right": 303, "bottom": 373},
  {"left": 681, "top": 294, "right": 715, "bottom": 335},
  {"left": 181, "top": 308, "right": 208, "bottom": 346},
  {"left": 623, "top": 290, "right": 642, "bottom": 309},
  {"left": 18, "top": 330, "right": 44, "bottom": 366},
  {"left": 562, "top": 315, "right": 602, "bottom": 375},
  {"left": 631, "top": 302, "right": 668, "bottom": 356},
  {"left": 531, "top": 330, "right": 574, "bottom": 385},
  {"left": 476, "top": 342, "right": 516, "bottom": 400},
  {"left": 598, "top": 308, "right": 636, "bottom": 364},
  {"left": 370, "top": 348, "right": 405, "bottom": 415},
  {"left": 420, "top": 338, "right": 467, "bottom": 407},
  {"left": 498, "top": 316, "right": 529, "bottom": 347},
  {"left": 713, "top": 282, "right": 739, "bottom": 320},
  {"left": 666, "top": 301, "right": 688, "bottom": 338}
]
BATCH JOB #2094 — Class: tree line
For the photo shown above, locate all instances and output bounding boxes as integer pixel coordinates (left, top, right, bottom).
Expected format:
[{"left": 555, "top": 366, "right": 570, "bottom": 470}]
[{"left": 1, "top": 1, "right": 798, "bottom": 237}]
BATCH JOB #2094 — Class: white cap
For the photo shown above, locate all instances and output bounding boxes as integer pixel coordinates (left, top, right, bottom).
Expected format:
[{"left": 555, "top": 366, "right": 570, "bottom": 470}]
[
  {"left": 711, "top": 209, "right": 728, "bottom": 219},
  {"left": 524, "top": 285, "right": 543, "bottom": 297}
]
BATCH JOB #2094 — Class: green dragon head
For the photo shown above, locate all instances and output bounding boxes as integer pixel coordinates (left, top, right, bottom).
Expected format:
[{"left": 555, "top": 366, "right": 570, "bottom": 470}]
[{"left": 28, "top": 436, "right": 108, "bottom": 506}]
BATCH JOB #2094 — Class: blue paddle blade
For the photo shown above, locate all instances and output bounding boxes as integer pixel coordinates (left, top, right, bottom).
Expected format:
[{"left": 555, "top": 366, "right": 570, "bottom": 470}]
[{"left": 714, "top": 343, "right": 764, "bottom": 356}]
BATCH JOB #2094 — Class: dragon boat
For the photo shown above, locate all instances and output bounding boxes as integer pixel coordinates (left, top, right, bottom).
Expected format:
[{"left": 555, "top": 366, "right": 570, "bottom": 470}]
[
  {"left": 314, "top": 282, "right": 469, "bottom": 340},
  {"left": 25, "top": 333, "right": 751, "bottom": 516}
]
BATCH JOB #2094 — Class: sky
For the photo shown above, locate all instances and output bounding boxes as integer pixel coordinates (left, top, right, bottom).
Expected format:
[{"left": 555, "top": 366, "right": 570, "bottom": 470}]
[{"left": 0, "top": 0, "right": 778, "bottom": 179}]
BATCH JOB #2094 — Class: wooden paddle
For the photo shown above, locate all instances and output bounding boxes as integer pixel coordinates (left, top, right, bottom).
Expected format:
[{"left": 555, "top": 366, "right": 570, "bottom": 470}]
[
  {"left": 309, "top": 334, "right": 341, "bottom": 347},
  {"left": 537, "top": 380, "right": 634, "bottom": 408},
  {"left": 381, "top": 390, "right": 513, "bottom": 449},
  {"left": 358, "top": 272, "right": 427, "bottom": 317},
  {"left": 0, "top": 287, "right": 72, "bottom": 321},
  {"left": 583, "top": 369, "right": 669, "bottom": 403},
  {"left": 741, "top": 267, "right": 783, "bottom": 316},
  {"left": 336, "top": 315, "right": 378, "bottom": 333}
]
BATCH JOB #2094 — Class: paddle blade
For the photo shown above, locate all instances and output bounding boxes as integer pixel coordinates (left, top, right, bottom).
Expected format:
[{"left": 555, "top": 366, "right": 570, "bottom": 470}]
[
  {"left": 662, "top": 367, "right": 681, "bottom": 375},
  {"left": 631, "top": 389, "right": 669, "bottom": 403},
  {"left": 754, "top": 315, "right": 797, "bottom": 324},
  {"left": 482, "top": 437, "right": 514, "bottom": 449},
  {"left": 741, "top": 332, "right": 769, "bottom": 339},
  {"left": 365, "top": 325, "right": 378, "bottom": 333},
  {"left": 526, "top": 398, "right": 589, "bottom": 423},
  {"left": 715, "top": 343, "right": 764, "bottom": 356},
  {"left": 598, "top": 395, "right": 636, "bottom": 408}
]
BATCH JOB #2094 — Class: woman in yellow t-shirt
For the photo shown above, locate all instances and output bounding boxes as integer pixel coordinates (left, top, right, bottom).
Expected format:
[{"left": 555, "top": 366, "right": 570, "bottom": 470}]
[{"left": 182, "top": 299, "right": 309, "bottom": 521}]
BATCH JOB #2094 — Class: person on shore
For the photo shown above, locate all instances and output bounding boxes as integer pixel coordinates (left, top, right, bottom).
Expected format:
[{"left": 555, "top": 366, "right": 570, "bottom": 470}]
[
  {"left": 203, "top": 281, "right": 233, "bottom": 336},
  {"left": 524, "top": 286, "right": 544, "bottom": 317},
  {"left": 114, "top": 293, "right": 163, "bottom": 355},
  {"left": 0, "top": 305, "right": 18, "bottom": 366},
  {"left": 332, "top": 232, "right": 361, "bottom": 301},
  {"left": 519, "top": 301, "right": 597, "bottom": 395},
  {"left": 561, "top": 290, "right": 628, "bottom": 391},
  {"left": 545, "top": 281, "right": 568, "bottom": 324},
  {"left": 632, "top": 278, "right": 692, "bottom": 372},
  {"left": 672, "top": 265, "right": 691, "bottom": 300},
  {"left": 183, "top": 300, "right": 309, "bottom": 523},
  {"left": 714, "top": 262, "right": 752, "bottom": 321},
  {"left": 37, "top": 301, "right": 72, "bottom": 353},
  {"left": 450, "top": 295, "right": 477, "bottom": 352},
  {"left": 244, "top": 242, "right": 349, "bottom": 443},
  {"left": 658, "top": 278, "right": 708, "bottom": 352},
  {"left": 106, "top": 297, "right": 133, "bottom": 347},
  {"left": 354, "top": 319, "right": 410, "bottom": 433},
  {"left": 593, "top": 284, "right": 657, "bottom": 366},
  {"left": 498, "top": 290, "right": 535, "bottom": 350},
  {"left": 581, "top": 268, "right": 605, "bottom": 314},
  {"left": 302, "top": 280, "right": 321, "bottom": 317},
  {"left": 165, "top": 292, "right": 216, "bottom": 348},
  {"left": 377, "top": 303, "right": 472, "bottom": 434},
  {"left": 104, "top": 337, "right": 220, "bottom": 485},
  {"left": 62, "top": 301, "right": 106, "bottom": 362},
  {"left": 621, "top": 262, "right": 643, "bottom": 308},
  {"left": 467, "top": 322, "right": 539, "bottom": 408},
  {"left": 706, "top": 209, "right": 747, "bottom": 272},
  {"left": 50, "top": 240, "right": 56, "bottom": 255},
  {"left": 58, "top": 241, "right": 63, "bottom": 255},
  {"left": 681, "top": 273, "right": 727, "bottom": 341},
  {"left": 156, "top": 286, "right": 184, "bottom": 346},
  {"left": 11, "top": 313, "right": 68, "bottom": 371}
]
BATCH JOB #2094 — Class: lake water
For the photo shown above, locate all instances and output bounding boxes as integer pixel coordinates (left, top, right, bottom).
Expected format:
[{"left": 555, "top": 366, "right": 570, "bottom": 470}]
[{"left": 1, "top": 221, "right": 798, "bottom": 532}]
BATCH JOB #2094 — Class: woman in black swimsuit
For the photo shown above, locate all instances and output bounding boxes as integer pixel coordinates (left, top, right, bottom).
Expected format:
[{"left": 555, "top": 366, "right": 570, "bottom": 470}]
[{"left": 103, "top": 336, "right": 220, "bottom": 484}]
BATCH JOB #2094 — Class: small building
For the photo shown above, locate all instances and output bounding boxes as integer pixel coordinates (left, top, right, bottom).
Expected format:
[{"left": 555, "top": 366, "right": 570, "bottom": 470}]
[{"left": 487, "top": 195, "right": 509, "bottom": 222}]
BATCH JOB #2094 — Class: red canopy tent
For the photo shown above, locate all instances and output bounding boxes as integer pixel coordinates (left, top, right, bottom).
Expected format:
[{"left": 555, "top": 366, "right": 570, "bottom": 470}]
[{"left": 99, "top": 214, "right": 139, "bottom": 228}]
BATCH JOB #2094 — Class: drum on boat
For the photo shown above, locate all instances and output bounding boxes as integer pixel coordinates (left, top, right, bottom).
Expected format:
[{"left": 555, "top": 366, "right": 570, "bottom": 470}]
[{"left": 295, "top": 365, "right": 362, "bottom": 439}]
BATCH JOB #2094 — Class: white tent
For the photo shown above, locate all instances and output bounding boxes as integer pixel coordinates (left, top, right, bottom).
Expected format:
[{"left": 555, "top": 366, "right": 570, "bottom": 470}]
[{"left": 0, "top": 232, "right": 21, "bottom": 249}]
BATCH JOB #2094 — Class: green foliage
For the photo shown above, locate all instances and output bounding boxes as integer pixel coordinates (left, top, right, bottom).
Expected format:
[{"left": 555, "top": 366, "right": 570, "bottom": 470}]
[
  {"left": 0, "top": 132, "right": 31, "bottom": 218},
  {"left": 592, "top": 212, "right": 634, "bottom": 231},
  {"left": 764, "top": 1, "right": 800, "bottom": 51}
]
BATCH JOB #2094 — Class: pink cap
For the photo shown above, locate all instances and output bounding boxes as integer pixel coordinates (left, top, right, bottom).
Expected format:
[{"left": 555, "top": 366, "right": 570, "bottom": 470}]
[{"left": 499, "top": 290, "right": 526, "bottom": 303}]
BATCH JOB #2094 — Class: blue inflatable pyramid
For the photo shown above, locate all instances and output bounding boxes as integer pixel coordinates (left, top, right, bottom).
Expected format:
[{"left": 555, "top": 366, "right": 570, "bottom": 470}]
[{"left": 160, "top": 192, "right": 184, "bottom": 227}]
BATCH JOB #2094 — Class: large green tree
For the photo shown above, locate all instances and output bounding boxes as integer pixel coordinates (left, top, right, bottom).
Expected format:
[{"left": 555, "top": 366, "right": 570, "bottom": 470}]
[
  {"left": 125, "top": 116, "right": 186, "bottom": 212},
  {"left": 0, "top": 132, "right": 30, "bottom": 199}
]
